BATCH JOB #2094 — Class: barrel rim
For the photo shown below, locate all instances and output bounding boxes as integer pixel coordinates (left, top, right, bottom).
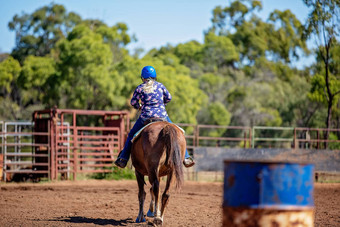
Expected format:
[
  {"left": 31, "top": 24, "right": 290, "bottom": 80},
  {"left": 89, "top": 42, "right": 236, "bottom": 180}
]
[
  {"left": 223, "top": 159, "right": 314, "bottom": 166},
  {"left": 222, "top": 204, "right": 315, "bottom": 210}
]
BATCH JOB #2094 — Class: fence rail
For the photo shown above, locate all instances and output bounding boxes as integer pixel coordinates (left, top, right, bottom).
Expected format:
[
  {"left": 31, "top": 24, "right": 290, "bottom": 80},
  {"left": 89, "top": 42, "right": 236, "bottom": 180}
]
[
  {"left": 176, "top": 124, "right": 340, "bottom": 151},
  {"left": 1, "top": 119, "right": 340, "bottom": 182}
]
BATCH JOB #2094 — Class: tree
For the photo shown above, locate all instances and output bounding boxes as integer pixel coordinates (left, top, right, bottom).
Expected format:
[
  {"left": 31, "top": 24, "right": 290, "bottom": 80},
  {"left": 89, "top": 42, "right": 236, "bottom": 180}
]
[
  {"left": 0, "top": 56, "right": 21, "bottom": 119},
  {"left": 8, "top": 3, "right": 81, "bottom": 63},
  {"left": 202, "top": 32, "right": 239, "bottom": 68},
  {"left": 267, "top": 9, "right": 309, "bottom": 63},
  {"left": 56, "top": 25, "right": 114, "bottom": 110},
  {"left": 303, "top": 0, "right": 340, "bottom": 142},
  {"left": 210, "top": 0, "right": 262, "bottom": 31},
  {"left": 96, "top": 22, "right": 135, "bottom": 63},
  {"left": 209, "top": 0, "right": 308, "bottom": 65},
  {"left": 308, "top": 42, "right": 340, "bottom": 130},
  {"left": 19, "top": 55, "right": 56, "bottom": 107},
  {"left": 173, "top": 41, "right": 204, "bottom": 75},
  {"left": 5, "top": 3, "right": 136, "bottom": 120}
]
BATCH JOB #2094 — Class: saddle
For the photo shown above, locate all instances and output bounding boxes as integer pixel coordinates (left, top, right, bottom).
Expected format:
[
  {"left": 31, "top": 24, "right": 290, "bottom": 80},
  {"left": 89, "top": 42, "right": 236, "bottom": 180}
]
[
  {"left": 131, "top": 118, "right": 185, "bottom": 143},
  {"left": 143, "top": 117, "right": 166, "bottom": 125}
]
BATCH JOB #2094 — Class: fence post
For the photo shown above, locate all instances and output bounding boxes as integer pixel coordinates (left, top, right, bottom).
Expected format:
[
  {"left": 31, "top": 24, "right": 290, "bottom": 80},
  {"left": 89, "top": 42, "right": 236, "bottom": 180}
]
[
  {"left": 244, "top": 131, "right": 247, "bottom": 148},
  {"left": 251, "top": 127, "right": 255, "bottom": 148},
  {"left": 50, "top": 116, "right": 56, "bottom": 180},
  {"left": 48, "top": 121, "right": 51, "bottom": 181},
  {"left": 195, "top": 125, "right": 199, "bottom": 147},
  {"left": 316, "top": 130, "right": 319, "bottom": 149},
  {"left": 294, "top": 128, "right": 297, "bottom": 149},
  {"left": 73, "top": 113, "right": 77, "bottom": 181}
]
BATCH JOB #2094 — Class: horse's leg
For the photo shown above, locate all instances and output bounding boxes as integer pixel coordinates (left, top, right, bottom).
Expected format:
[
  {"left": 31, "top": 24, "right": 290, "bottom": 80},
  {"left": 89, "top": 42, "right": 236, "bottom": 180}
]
[
  {"left": 135, "top": 170, "right": 146, "bottom": 223},
  {"left": 150, "top": 174, "right": 162, "bottom": 225},
  {"left": 160, "top": 172, "right": 173, "bottom": 221},
  {"left": 147, "top": 187, "right": 155, "bottom": 217}
]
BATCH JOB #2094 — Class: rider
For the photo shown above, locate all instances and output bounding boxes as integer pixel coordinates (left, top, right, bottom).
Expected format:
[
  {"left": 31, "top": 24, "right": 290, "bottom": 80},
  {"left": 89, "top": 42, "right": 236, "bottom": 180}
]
[{"left": 114, "top": 66, "right": 195, "bottom": 168}]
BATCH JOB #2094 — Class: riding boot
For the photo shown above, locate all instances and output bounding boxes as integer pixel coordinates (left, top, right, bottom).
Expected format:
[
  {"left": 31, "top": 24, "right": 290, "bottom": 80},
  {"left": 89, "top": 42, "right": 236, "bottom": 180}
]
[
  {"left": 183, "top": 156, "right": 195, "bottom": 168},
  {"left": 114, "top": 157, "right": 128, "bottom": 168}
]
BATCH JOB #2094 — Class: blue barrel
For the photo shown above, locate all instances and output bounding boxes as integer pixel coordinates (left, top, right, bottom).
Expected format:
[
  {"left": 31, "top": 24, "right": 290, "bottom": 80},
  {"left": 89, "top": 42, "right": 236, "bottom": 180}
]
[{"left": 223, "top": 160, "right": 314, "bottom": 227}]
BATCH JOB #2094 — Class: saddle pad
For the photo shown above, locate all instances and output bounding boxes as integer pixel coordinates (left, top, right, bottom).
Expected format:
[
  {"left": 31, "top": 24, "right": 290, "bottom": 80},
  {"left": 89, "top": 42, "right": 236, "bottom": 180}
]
[{"left": 131, "top": 122, "right": 185, "bottom": 143}]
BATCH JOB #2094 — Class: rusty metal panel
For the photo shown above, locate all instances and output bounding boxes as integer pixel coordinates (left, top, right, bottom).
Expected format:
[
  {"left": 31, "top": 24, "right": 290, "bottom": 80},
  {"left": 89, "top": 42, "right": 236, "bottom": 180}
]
[
  {"left": 0, "top": 154, "right": 3, "bottom": 181},
  {"left": 55, "top": 125, "right": 121, "bottom": 179},
  {"left": 31, "top": 108, "right": 129, "bottom": 180},
  {"left": 33, "top": 118, "right": 50, "bottom": 175},
  {"left": 103, "top": 115, "right": 126, "bottom": 149},
  {"left": 223, "top": 207, "right": 314, "bottom": 227}
]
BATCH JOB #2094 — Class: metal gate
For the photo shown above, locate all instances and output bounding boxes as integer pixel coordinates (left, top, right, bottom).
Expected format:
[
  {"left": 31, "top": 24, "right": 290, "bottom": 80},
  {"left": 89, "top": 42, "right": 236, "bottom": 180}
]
[
  {"left": 0, "top": 108, "right": 129, "bottom": 182},
  {"left": 0, "top": 121, "right": 50, "bottom": 182},
  {"left": 33, "top": 108, "right": 129, "bottom": 181},
  {"left": 54, "top": 124, "right": 120, "bottom": 180}
]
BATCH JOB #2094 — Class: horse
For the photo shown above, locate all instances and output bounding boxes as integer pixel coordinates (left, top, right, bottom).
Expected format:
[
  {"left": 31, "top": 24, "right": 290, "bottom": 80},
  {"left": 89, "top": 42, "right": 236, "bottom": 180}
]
[{"left": 130, "top": 121, "right": 186, "bottom": 226}]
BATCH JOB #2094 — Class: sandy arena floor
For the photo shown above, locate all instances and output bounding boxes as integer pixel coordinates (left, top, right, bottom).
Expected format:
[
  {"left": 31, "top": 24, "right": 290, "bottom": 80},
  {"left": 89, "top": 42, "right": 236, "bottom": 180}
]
[{"left": 0, "top": 180, "right": 339, "bottom": 226}]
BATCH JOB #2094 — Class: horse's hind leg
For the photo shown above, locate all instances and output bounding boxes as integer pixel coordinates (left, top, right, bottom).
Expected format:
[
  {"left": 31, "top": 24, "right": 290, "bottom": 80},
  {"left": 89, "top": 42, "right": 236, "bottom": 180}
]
[
  {"left": 160, "top": 172, "right": 173, "bottom": 221},
  {"left": 150, "top": 174, "right": 162, "bottom": 225},
  {"left": 147, "top": 187, "right": 155, "bottom": 217},
  {"left": 135, "top": 170, "right": 146, "bottom": 223}
]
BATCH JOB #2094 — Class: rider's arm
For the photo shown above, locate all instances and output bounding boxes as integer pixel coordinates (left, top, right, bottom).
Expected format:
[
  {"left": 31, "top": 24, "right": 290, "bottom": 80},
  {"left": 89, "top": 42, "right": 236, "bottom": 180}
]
[
  {"left": 162, "top": 85, "right": 172, "bottom": 105},
  {"left": 130, "top": 87, "right": 142, "bottom": 109}
]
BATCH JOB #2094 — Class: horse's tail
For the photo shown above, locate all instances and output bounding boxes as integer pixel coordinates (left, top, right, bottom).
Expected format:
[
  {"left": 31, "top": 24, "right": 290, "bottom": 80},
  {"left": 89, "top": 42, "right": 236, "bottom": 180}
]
[{"left": 162, "top": 124, "right": 184, "bottom": 190}]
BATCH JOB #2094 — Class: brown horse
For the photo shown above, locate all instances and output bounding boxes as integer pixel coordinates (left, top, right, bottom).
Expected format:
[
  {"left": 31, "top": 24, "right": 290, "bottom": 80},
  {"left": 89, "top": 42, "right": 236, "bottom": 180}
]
[{"left": 130, "top": 121, "right": 186, "bottom": 226}]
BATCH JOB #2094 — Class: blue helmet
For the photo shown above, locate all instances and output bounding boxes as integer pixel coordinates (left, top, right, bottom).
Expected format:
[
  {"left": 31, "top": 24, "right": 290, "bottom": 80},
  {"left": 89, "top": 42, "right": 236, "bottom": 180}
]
[{"left": 141, "top": 66, "right": 156, "bottom": 79}]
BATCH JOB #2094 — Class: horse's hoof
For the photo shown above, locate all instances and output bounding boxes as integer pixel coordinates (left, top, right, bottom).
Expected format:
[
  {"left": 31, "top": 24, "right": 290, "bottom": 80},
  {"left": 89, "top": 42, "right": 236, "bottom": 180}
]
[
  {"left": 135, "top": 217, "right": 146, "bottom": 223},
  {"left": 147, "top": 209, "right": 155, "bottom": 217},
  {"left": 153, "top": 217, "right": 163, "bottom": 226}
]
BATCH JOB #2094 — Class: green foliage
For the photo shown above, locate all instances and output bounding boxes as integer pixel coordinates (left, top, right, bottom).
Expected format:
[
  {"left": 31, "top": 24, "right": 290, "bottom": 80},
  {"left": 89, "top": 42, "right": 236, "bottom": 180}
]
[
  {"left": 328, "top": 133, "right": 340, "bottom": 150},
  {"left": 309, "top": 73, "right": 340, "bottom": 107},
  {"left": 56, "top": 24, "right": 114, "bottom": 109},
  {"left": 199, "top": 102, "right": 231, "bottom": 126},
  {"left": 174, "top": 40, "right": 203, "bottom": 66},
  {"left": 203, "top": 32, "right": 239, "bottom": 67},
  {"left": 0, "top": 56, "right": 21, "bottom": 93},
  {"left": 91, "top": 166, "right": 136, "bottom": 180},
  {"left": 267, "top": 9, "right": 309, "bottom": 62},
  {"left": 19, "top": 56, "right": 56, "bottom": 105},
  {"left": 211, "top": 0, "right": 262, "bottom": 31},
  {"left": 210, "top": 1, "right": 308, "bottom": 64},
  {"left": 95, "top": 22, "right": 134, "bottom": 63},
  {"left": 8, "top": 3, "right": 81, "bottom": 63},
  {"left": 0, "top": 56, "right": 22, "bottom": 120},
  {"left": 20, "top": 56, "right": 55, "bottom": 89},
  {"left": 152, "top": 60, "right": 207, "bottom": 124}
]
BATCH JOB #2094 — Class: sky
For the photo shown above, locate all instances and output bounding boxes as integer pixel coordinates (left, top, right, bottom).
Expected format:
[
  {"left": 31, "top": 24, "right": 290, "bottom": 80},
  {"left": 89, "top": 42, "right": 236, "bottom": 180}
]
[{"left": 0, "top": 0, "right": 313, "bottom": 67}]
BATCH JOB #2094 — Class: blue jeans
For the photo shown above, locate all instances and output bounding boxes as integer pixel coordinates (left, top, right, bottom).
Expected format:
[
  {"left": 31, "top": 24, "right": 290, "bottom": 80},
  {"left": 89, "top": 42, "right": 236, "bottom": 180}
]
[{"left": 118, "top": 116, "right": 190, "bottom": 161}]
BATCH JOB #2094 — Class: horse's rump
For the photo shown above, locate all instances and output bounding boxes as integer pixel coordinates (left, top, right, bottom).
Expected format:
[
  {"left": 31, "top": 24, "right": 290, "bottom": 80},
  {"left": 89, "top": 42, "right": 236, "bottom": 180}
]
[{"left": 131, "top": 121, "right": 185, "bottom": 189}]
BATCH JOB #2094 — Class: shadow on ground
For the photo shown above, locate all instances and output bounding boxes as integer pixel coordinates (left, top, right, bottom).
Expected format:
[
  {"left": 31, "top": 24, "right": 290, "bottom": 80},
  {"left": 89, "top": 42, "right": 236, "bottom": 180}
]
[{"left": 48, "top": 216, "right": 135, "bottom": 226}]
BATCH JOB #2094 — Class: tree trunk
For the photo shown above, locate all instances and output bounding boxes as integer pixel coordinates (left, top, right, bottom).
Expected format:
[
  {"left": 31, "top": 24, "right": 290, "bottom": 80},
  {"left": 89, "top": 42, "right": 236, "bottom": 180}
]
[
  {"left": 325, "top": 97, "right": 332, "bottom": 148},
  {"left": 324, "top": 45, "right": 332, "bottom": 149}
]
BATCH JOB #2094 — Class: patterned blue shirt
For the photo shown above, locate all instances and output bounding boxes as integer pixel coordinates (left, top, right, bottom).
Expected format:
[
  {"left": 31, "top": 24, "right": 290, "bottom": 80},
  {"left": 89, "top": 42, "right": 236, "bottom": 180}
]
[{"left": 131, "top": 81, "right": 172, "bottom": 121}]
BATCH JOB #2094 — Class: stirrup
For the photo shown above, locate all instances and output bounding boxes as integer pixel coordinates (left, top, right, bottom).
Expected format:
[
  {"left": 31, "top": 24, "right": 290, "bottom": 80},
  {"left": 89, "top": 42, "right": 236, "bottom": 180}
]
[
  {"left": 183, "top": 157, "right": 195, "bottom": 168},
  {"left": 114, "top": 158, "right": 127, "bottom": 168}
]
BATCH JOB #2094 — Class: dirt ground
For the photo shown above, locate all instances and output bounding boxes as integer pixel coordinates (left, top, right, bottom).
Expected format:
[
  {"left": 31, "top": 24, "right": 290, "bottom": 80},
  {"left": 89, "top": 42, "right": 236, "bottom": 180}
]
[{"left": 0, "top": 180, "right": 339, "bottom": 227}]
